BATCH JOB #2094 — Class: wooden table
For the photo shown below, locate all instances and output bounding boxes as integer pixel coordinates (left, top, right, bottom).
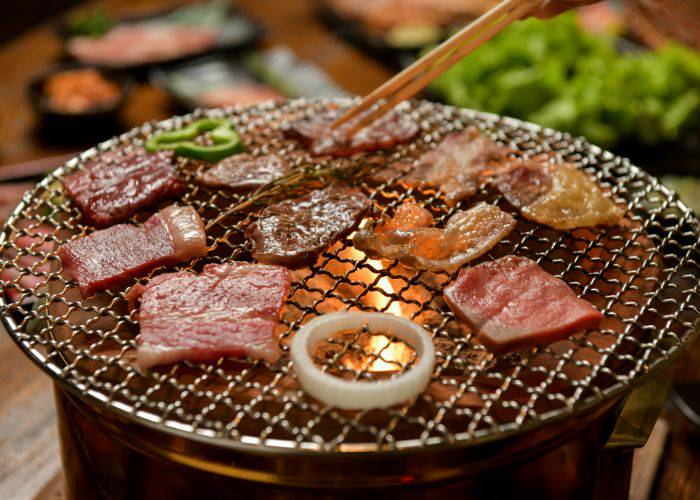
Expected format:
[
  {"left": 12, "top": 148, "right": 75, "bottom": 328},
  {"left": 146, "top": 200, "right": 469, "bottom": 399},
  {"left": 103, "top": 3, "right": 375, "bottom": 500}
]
[{"left": 0, "top": 1, "right": 698, "bottom": 498}]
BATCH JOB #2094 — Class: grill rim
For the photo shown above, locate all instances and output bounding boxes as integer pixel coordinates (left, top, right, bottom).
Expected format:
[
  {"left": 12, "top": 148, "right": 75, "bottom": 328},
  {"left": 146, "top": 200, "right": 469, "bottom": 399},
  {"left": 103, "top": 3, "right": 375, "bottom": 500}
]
[
  {"left": 1, "top": 99, "right": 699, "bottom": 457},
  {"left": 7, "top": 307, "right": 695, "bottom": 458}
]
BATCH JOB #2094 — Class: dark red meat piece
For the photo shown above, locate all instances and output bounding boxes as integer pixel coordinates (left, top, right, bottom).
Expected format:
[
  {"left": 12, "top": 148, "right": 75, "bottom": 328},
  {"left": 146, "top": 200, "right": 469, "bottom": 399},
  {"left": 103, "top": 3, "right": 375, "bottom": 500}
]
[
  {"left": 492, "top": 161, "right": 552, "bottom": 207},
  {"left": 404, "top": 128, "right": 510, "bottom": 203},
  {"left": 62, "top": 149, "right": 184, "bottom": 227},
  {"left": 196, "top": 154, "right": 291, "bottom": 190},
  {"left": 444, "top": 256, "right": 603, "bottom": 354},
  {"left": 245, "top": 185, "right": 371, "bottom": 268},
  {"left": 127, "top": 262, "right": 291, "bottom": 368},
  {"left": 59, "top": 205, "right": 206, "bottom": 296},
  {"left": 284, "top": 110, "right": 420, "bottom": 157}
]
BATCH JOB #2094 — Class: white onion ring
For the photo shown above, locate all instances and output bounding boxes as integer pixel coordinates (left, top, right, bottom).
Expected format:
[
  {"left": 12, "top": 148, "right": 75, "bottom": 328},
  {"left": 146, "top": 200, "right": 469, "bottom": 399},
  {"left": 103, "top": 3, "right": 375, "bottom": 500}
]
[{"left": 290, "top": 312, "right": 436, "bottom": 410}]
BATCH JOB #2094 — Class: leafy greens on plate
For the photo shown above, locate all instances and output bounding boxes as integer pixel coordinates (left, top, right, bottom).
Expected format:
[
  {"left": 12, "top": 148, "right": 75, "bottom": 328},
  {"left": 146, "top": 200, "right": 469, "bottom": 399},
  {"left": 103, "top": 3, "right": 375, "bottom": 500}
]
[{"left": 429, "top": 13, "right": 700, "bottom": 147}]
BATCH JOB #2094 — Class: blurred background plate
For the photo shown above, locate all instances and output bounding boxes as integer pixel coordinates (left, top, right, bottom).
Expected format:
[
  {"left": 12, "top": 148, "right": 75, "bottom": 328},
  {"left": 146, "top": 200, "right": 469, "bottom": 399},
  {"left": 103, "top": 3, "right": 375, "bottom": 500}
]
[
  {"left": 150, "top": 47, "right": 349, "bottom": 110},
  {"left": 59, "top": 1, "right": 264, "bottom": 71},
  {"left": 316, "top": 0, "right": 498, "bottom": 63}
]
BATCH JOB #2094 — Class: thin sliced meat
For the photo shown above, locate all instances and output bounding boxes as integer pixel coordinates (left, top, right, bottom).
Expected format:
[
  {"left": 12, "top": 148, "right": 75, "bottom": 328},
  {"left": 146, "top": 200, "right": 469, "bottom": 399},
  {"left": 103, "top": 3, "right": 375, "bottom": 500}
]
[
  {"left": 245, "top": 185, "right": 371, "bottom": 268},
  {"left": 1, "top": 225, "right": 55, "bottom": 303},
  {"left": 404, "top": 128, "right": 510, "bottom": 203},
  {"left": 444, "top": 256, "right": 603, "bottom": 354},
  {"left": 62, "top": 148, "right": 183, "bottom": 228},
  {"left": 493, "top": 162, "right": 623, "bottom": 229},
  {"left": 354, "top": 202, "right": 515, "bottom": 272},
  {"left": 284, "top": 110, "right": 420, "bottom": 157},
  {"left": 67, "top": 23, "right": 219, "bottom": 68},
  {"left": 196, "top": 84, "right": 285, "bottom": 108},
  {"left": 59, "top": 205, "right": 206, "bottom": 297},
  {"left": 196, "top": 154, "right": 291, "bottom": 190},
  {"left": 370, "top": 160, "right": 414, "bottom": 184},
  {"left": 327, "top": 0, "right": 495, "bottom": 32},
  {"left": 355, "top": 203, "right": 434, "bottom": 258},
  {"left": 127, "top": 262, "right": 291, "bottom": 368}
]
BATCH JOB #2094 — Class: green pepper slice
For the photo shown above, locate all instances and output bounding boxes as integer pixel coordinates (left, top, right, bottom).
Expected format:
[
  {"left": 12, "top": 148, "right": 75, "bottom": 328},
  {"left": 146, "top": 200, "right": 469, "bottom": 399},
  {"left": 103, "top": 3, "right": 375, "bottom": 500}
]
[{"left": 145, "top": 118, "right": 243, "bottom": 162}]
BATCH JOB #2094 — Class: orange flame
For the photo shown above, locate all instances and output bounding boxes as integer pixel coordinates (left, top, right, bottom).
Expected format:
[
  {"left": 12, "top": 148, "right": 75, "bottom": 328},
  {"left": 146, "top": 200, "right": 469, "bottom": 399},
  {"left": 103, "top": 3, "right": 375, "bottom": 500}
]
[
  {"left": 343, "top": 245, "right": 414, "bottom": 372},
  {"left": 365, "top": 258, "right": 403, "bottom": 317}
]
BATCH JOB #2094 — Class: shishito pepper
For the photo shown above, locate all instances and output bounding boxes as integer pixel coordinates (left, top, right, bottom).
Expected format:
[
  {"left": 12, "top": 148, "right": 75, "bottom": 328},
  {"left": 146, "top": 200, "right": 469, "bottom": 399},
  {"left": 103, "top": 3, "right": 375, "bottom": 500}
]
[{"left": 145, "top": 118, "right": 243, "bottom": 162}]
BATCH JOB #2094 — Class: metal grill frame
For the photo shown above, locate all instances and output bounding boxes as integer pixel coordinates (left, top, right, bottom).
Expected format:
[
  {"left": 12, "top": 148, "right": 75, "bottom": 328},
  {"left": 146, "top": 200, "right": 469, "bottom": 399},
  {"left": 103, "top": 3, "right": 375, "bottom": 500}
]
[{"left": 1, "top": 98, "right": 699, "bottom": 458}]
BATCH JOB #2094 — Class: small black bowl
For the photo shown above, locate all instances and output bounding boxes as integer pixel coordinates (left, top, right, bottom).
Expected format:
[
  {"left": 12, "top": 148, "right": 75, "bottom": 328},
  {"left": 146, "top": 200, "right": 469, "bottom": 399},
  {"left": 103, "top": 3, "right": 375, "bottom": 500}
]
[{"left": 28, "top": 62, "right": 133, "bottom": 124}]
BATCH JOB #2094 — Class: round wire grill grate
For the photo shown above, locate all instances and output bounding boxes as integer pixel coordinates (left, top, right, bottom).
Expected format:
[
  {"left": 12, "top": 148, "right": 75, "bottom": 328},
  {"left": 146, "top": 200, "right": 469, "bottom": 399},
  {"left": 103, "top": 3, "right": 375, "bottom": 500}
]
[{"left": 1, "top": 99, "right": 699, "bottom": 453}]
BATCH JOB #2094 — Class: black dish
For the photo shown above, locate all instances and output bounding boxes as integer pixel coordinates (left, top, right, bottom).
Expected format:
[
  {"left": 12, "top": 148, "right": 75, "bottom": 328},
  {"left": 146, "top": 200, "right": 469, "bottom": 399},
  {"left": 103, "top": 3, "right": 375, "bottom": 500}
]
[
  {"left": 28, "top": 63, "right": 133, "bottom": 130},
  {"left": 29, "top": 62, "right": 133, "bottom": 119}
]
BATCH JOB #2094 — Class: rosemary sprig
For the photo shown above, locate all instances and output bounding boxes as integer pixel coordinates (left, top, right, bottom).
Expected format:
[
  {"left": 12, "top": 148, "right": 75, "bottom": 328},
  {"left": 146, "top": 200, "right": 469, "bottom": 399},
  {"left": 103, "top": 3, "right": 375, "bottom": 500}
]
[{"left": 204, "top": 161, "right": 369, "bottom": 230}]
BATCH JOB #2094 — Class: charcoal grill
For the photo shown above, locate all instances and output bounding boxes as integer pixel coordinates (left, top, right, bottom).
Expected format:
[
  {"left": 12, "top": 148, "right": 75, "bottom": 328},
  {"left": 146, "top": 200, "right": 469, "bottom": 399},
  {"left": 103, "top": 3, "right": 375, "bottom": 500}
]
[{"left": 1, "top": 99, "right": 699, "bottom": 498}]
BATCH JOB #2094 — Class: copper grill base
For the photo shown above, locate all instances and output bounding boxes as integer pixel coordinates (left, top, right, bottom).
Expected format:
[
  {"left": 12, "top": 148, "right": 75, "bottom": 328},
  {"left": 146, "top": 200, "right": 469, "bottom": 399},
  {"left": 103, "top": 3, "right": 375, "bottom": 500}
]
[
  {"left": 55, "top": 385, "right": 632, "bottom": 499},
  {"left": 2, "top": 100, "right": 696, "bottom": 498}
]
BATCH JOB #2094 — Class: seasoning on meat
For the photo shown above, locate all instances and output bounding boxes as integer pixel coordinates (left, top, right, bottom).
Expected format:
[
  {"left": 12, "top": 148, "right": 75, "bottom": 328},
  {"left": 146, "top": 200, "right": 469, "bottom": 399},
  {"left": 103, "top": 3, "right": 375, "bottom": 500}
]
[
  {"left": 127, "top": 262, "right": 291, "bottom": 368},
  {"left": 404, "top": 128, "right": 510, "bottom": 203},
  {"left": 493, "top": 161, "right": 623, "bottom": 229},
  {"left": 62, "top": 148, "right": 184, "bottom": 228},
  {"left": 444, "top": 256, "right": 604, "bottom": 354},
  {"left": 354, "top": 202, "right": 515, "bottom": 273},
  {"left": 59, "top": 205, "right": 206, "bottom": 296},
  {"left": 245, "top": 185, "right": 371, "bottom": 268},
  {"left": 284, "top": 110, "right": 420, "bottom": 157},
  {"left": 196, "top": 154, "right": 291, "bottom": 190}
]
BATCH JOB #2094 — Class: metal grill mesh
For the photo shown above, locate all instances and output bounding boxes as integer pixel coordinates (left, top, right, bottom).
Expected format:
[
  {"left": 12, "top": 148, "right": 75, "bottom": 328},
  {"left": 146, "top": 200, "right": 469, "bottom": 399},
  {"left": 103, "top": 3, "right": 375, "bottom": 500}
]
[{"left": 1, "top": 99, "right": 699, "bottom": 453}]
